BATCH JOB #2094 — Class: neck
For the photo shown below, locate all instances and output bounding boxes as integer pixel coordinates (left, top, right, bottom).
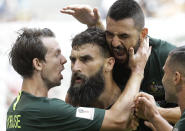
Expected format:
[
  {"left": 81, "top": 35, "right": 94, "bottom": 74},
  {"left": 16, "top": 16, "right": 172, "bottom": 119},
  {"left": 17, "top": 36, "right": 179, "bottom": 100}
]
[
  {"left": 95, "top": 75, "right": 121, "bottom": 109},
  {"left": 21, "top": 75, "right": 48, "bottom": 97},
  {"left": 178, "top": 84, "right": 185, "bottom": 114}
]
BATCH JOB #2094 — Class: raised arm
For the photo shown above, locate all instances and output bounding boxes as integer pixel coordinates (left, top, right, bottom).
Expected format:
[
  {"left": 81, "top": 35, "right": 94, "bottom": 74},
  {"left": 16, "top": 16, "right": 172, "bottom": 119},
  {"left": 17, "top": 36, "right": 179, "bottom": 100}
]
[
  {"left": 101, "top": 37, "right": 152, "bottom": 130},
  {"left": 60, "top": 5, "right": 105, "bottom": 30}
]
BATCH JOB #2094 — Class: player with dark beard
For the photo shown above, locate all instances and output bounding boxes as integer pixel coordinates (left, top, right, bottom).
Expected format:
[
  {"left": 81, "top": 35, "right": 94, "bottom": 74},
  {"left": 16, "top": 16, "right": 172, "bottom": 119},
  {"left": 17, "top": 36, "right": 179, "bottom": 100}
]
[
  {"left": 6, "top": 27, "right": 151, "bottom": 131},
  {"left": 61, "top": 1, "right": 179, "bottom": 129},
  {"left": 66, "top": 27, "right": 122, "bottom": 109}
]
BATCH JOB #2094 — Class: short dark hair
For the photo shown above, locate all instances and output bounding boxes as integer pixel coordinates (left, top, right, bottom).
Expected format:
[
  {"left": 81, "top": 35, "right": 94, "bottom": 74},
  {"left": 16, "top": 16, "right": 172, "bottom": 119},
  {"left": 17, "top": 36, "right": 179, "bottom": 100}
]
[
  {"left": 107, "top": 0, "right": 145, "bottom": 31},
  {"left": 9, "top": 28, "right": 55, "bottom": 78},
  {"left": 168, "top": 46, "right": 185, "bottom": 75},
  {"left": 72, "top": 27, "right": 111, "bottom": 58}
]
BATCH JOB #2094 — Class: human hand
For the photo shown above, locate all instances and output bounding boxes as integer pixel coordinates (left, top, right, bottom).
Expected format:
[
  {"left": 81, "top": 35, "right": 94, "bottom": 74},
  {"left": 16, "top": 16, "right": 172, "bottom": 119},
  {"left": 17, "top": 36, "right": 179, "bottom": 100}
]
[
  {"left": 127, "top": 114, "right": 139, "bottom": 131},
  {"left": 134, "top": 92, "right": 159, "bottom": 122},
  {"left": 128, "top": 37, "right": 151, "bottom": 75},
  {"left": 144, "top": 121, "right": 157, "bottom": 131},
  {"left": 61, "top": 5, "right": 100, "bottom": 27}
]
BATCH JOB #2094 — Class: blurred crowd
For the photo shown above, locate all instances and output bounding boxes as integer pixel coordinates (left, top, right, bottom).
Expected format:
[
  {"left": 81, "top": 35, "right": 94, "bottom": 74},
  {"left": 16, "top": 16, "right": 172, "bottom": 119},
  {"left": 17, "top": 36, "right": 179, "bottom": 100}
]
[
  {"left": 0, "top": 0, "right": 31, "bottom": 21},
  {"left": 0, "top": 0, "right": 185, "bottom": 21},
  {"left": 138, "top": 0, "right": 185, "bottom": 17}
]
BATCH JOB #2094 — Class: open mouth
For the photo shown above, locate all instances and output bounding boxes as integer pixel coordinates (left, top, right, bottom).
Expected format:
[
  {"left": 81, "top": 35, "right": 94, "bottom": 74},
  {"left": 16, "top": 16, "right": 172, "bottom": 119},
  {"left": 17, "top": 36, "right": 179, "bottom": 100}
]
[
  {"left": 113, "top": 49, "right": 125, "bottom": 56},
  {"left": 72, "top": 72, "right": 87, "bottom": 85},
  {"left": 73, "top": 74, "right": 86, "bottom": 84},
  {"left": 59, "top": 67, "right": 65, "bottom": 79},
  {"left": 112, "top": 45, "right": 128, "bottom": 57},
  {"left": 75, "top": 76, "right": 82, "bottom": 82}
]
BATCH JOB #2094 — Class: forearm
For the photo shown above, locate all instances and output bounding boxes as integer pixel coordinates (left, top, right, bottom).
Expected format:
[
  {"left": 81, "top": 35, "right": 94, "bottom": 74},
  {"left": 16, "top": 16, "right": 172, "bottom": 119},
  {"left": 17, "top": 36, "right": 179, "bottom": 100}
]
[
  {"left": 150, "top": 113, "right": 173, "bottom": 131},
  {"left": 101, "top": 38, "right": 151, "bottom": 130},
  {"left": 158, "top": 107, "right": 181, "bottom": 124},
  {"left": 102, "top": 72, "right": 143, "bottom": 130},
  {"left": 111, "top": 72, "right": 143, "bottom": 123}
]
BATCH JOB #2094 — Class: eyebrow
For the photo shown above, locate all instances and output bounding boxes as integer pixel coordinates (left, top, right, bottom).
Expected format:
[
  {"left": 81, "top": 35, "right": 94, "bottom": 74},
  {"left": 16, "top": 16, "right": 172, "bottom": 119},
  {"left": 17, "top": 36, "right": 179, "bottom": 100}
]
[
  {"left": 80, "top": 55, "right": 93, "bottom": 60},
  {"left": 69, "top": 54, "right": 93, "bottom": 60},
  {"left": 106, "top": 30, "right": 129, "bottom": 36}
]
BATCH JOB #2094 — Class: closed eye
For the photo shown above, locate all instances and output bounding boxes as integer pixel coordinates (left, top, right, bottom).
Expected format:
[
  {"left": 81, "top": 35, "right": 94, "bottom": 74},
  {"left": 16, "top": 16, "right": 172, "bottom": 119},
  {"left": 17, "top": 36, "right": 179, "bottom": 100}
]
[
  {"left": 118, "top": 34, "right": 129, "bottom": 39},
  {"left": 80, "top": 55, "right": 93, "bottom": 63}
]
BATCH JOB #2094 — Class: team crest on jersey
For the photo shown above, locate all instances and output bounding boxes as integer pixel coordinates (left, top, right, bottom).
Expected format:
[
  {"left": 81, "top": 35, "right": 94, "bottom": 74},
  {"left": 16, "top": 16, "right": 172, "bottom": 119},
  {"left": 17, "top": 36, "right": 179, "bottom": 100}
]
[
  {"left": 76, "top": 107, "right": 95, "bottom": 120},
  {"left": 147, "top": 81, "right": 164, "bottom": 98}
]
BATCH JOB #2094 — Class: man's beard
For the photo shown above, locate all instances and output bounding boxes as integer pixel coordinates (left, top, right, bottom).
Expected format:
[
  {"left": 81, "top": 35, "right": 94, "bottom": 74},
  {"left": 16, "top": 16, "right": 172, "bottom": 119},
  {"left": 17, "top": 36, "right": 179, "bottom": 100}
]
[
  {"left": 68, "top": 67, "right": 105, "bottom": 107},
  {"left": 111, "top": 38, "right": 140, "bottom": 66},
  {"left": 112, "top": 38, "right": 140, "bottom": 88}
]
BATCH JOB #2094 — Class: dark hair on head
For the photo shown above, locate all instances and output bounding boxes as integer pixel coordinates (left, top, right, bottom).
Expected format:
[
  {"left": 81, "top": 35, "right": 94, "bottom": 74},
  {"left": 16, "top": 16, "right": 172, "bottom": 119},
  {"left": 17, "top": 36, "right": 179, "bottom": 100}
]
[
  {"left": 72, "top": 27, "right": 111, "bottom": 58},
  {"left": 107, "top": 0, "right": 145, "bottom": 31},
  {"left": 168, "top": 46, "right": 185, "bottom": 74},
  {"left": 9, "top": 28, "right": 55, "bottom": 78}
]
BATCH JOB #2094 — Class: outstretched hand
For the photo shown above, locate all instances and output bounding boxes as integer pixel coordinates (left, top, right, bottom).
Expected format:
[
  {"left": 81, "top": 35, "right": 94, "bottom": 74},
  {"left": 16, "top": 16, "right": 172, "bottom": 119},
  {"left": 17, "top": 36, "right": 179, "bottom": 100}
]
[
  {"left": 60, "top": 5, "right": 100, "bottom": 27},
  {"left": 129, "top": 37, "right": 151, "bottom": 75}
]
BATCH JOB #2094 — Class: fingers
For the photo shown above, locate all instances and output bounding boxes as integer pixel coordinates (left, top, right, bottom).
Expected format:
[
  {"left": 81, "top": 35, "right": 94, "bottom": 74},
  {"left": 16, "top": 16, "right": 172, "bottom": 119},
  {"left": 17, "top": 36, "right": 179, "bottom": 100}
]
[
  {"left": 129, "top": 47, "right": 134, "bottom": 58},
  {"left": 131, "top": 119, "right": 139, "bottom": 130},
  {"left": 136, "top": 92, "right": 154, "bottom": 101},
  {"left": 61, "top": 5, "right": 91, "bottom": 14},
  {"left": 62, "top": 5, "right": 84, "bottom": 11},
  {"left": 62, "top": 6, "right": 78, "bottom": 12},
  {"left": 144, "top": 121, "right": 156, "bottom": 131},
  {"left": 141, "top": 36, "right": 149, "bottom": 48},
  {"left": 148, "top": 46, "right": 152, "bottom": 57},
  {"left": 60, "top": 9, "right": 75, "bottom": 15},
  {"left": 60, "top": 6, "right": 78, "bottom": 15},
  {"left": 136, "top": 96, "right": 150, "bottom": 107},
  {"left": 135, "top": 92, "right": 154, "bottom": 109},
  {"left": 93, "top": 8, "right": 100, "bottom": 20}
]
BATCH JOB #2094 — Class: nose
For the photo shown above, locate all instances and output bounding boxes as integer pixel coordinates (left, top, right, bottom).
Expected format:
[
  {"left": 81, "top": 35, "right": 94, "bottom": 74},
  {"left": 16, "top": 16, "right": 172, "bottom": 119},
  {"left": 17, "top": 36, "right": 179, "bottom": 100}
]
[
  {"left": 72, "top": 60, "right": 81, "bottom": 73},
  {"left": 112, "top": 35, "right": 121, "bottom": 47},
  {"left": 61, "top": 55, "right": 67, "bottom": 65}
]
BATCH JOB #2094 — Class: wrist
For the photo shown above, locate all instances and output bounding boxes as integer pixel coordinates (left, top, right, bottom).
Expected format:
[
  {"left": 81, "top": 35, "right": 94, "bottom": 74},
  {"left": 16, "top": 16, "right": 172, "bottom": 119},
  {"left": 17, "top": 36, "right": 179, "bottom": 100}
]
[
  {"left": 87, "top": 20, "right": 100, "bottom": 27},
  {"left": 150, "top": 112, "right": 161, "bottom": 123},
  {"left": 131, "top": 69, "right": 144, "bottom": 79},
  {"left": 87, "top": 20, "right": 104, "bottom": 30},
  {"left": 87, "top": 23, "right": 95, "bottom": 28}
]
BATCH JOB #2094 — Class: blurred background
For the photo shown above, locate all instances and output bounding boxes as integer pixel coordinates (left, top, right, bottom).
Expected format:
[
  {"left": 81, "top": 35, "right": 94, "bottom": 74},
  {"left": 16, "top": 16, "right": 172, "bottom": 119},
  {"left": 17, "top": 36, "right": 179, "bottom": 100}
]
[{"left": 0, "top": 0, "right": 185, "bottom": 130}]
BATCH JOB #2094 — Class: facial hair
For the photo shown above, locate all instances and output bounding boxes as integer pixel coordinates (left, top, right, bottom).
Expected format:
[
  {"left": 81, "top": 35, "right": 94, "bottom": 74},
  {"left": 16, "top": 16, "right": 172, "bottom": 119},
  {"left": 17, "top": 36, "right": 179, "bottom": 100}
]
[
  {"left": 68, "top": 67, "right": 105, "bottom": 107},
  {"left": 112, "top": 38, "right": 140, "bottom": 87},
  {"left": 111, "top": 37, "right": 140, "bottom": 65}
]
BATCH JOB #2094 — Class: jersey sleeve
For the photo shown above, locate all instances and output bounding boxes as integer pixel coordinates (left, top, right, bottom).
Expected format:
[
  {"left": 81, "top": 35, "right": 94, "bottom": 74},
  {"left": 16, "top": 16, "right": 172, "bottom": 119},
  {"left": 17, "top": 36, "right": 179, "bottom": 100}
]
[
  {"left": 44, "top": 98, "right": 105, "bottom": 131},
  {"left": 173, "top": 111, "right": 185, "bottom": 131}
]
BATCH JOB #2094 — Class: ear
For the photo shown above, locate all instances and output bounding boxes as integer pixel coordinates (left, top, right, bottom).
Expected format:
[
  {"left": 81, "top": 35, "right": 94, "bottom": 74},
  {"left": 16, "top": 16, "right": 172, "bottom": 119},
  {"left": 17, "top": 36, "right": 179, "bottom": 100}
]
[
  {"left": 140, "top": 28, "right": 148, "bottom": 42},
  {"left": 32, "top": 58, "right": 43, "bottom": 71},
  {"left": 174, "top": 71, "right": 181, "bottom": 85},
  {"left": 104, "top": 57, "right": 115, "bottom": 72}
]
